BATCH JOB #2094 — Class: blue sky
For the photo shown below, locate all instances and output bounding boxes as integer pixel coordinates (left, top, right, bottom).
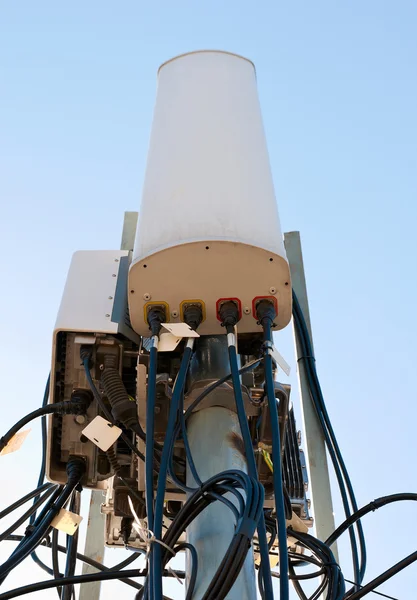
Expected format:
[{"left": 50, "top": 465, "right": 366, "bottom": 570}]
[{"left": 0, "top": 1, "right": 416, "bottom": 598}]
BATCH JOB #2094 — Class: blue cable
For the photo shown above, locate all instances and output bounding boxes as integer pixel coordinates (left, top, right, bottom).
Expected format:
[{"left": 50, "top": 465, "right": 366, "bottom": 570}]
[
  {"left": 226, "top": 338, "right": 275, "bottom": 600},
  {"left": 145, "top": 340, "right": 158, "bottom": 600},
  {"left": 152, "top": 341, "right": 194, "bottom": 600},
  {"left": 27, "top": 375, "right": 56, "bottom": 577},
  {"left": 262, "top": 318, "right": 290, "bottom": 600},
  {"left": 293, "top": 291, "right": 366, "bottom": 590}
]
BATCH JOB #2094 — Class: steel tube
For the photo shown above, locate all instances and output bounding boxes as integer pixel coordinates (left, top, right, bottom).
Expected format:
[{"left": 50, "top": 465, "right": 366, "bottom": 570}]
[{"left": 186, "top": 337, "right": 257, "bottom": 600}]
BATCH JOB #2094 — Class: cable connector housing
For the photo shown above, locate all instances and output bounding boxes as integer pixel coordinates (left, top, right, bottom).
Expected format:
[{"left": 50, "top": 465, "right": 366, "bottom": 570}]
[
  {"left": 255, "top": 299, "right": 277, "bottom": 326},
  {"left": 218, "top": 300, "right": 240, "bottom": 333},
  {"left": 66, "top": 455, "right": 86, "bottom": 484},
  {"left": 183, "top": 304, "right": 203, "bottom": 331},
  {"left": 56, "top": 391, "right": 92, "bottom": 416},
  {"left": 101, "top": 356, "right": 139, "bottom": 430},
  {"left": 147, "top": 305, "right": 166, "bottom": 336}
]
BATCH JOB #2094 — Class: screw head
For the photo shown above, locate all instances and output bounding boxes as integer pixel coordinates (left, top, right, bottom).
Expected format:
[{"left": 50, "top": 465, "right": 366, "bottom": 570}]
[
  {"left": 143, "top": 293, "right": 151, "bottom": 301},
  {"left": 243, "top": 307, "right": 251, "bottom": 315},
  {"left": 114, "top": 258, "right": 119, "bottom": 262},
  {"left": 171, "top": 310, "right": 179, "bottom": 318},
  {"left": 75, "top": 415, "right": 86, "bottom": 425},
  {"left": 269, "top": 287, "right": 277, "bottom": 295},
  {"left": 105, "top": 313, "right": 110, "bottom": 318},
  {"left": 108, "top": 296, "right": 113, "bottom": 300},
  {"left": 112, "top": 274, "right": 117, "bottom": 277}
]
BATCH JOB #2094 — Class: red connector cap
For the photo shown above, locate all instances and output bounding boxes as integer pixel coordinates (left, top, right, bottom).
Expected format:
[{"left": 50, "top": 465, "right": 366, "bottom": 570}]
[
  {"left": 216, "top": 297, "right": 242, "bottom": 322},
  {"left": 252, "top": 296, "right": 278, "bottom": 322}
]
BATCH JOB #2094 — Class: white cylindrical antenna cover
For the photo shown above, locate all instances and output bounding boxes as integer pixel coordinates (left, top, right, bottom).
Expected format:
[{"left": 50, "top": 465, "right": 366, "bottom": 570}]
[
  {"left": 129, "top": 51, "right": 291, "bottom": 335},
  {"left": 133, "top": 50, "right": 286, "bottom": 259}
]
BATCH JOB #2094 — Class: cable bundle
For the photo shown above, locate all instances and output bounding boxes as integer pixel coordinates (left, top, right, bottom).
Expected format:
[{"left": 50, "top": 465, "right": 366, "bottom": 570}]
[
  {"left": 292, "top": 291, "right": 367, "bottom": 590},
  {"left": 138, "top": 470, "right": 264, "bottom": 600},
  {"left": 1, "top": 294, "right": 416, "bottom": 600}
]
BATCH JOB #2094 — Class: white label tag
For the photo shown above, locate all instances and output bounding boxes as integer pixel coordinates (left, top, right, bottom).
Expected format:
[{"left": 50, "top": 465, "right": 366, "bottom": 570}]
[
  {"left": 0, "top": 430, "right": 30, "bottom": 456},
  {"left": 161, "top": 323, "right": 200, "bottom": 337},
  {"left": 158, "top": 332, "right": 182, "bottom": 352},
  {"left": 82, "top": 416, "right": 122, "bottom": 451},
  {"left": 51, "top": 509, "right": 83, "bottom": 535},
  {"left": 271, "top": 346, "right": 291, "bottom": 376}
]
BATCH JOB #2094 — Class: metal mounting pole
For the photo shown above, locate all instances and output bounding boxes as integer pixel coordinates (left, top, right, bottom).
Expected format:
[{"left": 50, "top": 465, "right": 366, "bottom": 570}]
[
  {"left": 79, "top": 490, "right": 105, "bottom": 600},
  {"left": 284, "top": 231, "right": 338, "bottom": 558},
  {"left": 80, "top": 211, "right": 139, "bottom": 600},
  {"left": 186, "top": 336, "right": 257, "bottom": 600}
]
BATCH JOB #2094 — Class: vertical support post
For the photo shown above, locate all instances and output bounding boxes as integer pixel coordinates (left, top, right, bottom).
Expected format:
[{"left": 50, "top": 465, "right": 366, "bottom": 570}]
[
  {"left": 80, "top": 211, "right": 140, "bottom": 600},
  {"left": 186, "top": 336, "right": 257, "bottom": 600},
  {"left": 79, "top": 491, "right": 106, "bottom": 600},
  {"left": 120, "top": 211, "right": 138, "bottom": 252},
  {"left": 284, "top": 231, "right": 338, "bottom": 557}
]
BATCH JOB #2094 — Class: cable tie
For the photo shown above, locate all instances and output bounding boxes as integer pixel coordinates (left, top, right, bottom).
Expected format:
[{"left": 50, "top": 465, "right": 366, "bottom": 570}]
[
  {"left": 260, "top": 341, "right": 274, "bottom": 355},
  {"left": 296, "top": 355, "right": 316, "bottom": 363},
  {"left": 24, "top": 524, "right": 35, "bottom": 536},
  {"left": 237, "top": 517, "right": 257, "bottom": 539},
  {"left": 127, "top": 496, "right": 175, "bottom": 561}
]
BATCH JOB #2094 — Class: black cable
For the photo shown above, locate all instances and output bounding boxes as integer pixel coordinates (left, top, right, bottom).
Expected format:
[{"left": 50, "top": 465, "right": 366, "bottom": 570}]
[
  {"left": 173, "top": 543, "right": 198, "bottom": 600},
  {"left": 270, "top": 565, "right": 326, "bottom": 580},
  {"left": 347, "top": 551, "right": 417, "bottom": 600},
  {"left": 29, "top": 374, "right": 56, "bottom": 577},
  {"left": 82, "top": 358, "right": 147, "bottom": 463},
  {"left": 139, "top": 470, "right": 263, "bottom": 600},
  {"left": 5, "top": 535, "right": 145, "bottom": 592},
  {"left": 326, "top": 493, "right": 417, "bottom": 549},
  {"left": 62, "top": 490, "right": 81, "bottom": 600},
  {"left": 0, "top": 485, "right": 57, "bottom": 542},
  {"left": 0, "top": 457, "right": 85, "bottom": 581},
  {"left": 344, "top": 579, "right": 399, "bottom": 600},
  {"left": 289, "top": 529, "right": 345, "bottom": 600},
  {"left": 0, "top": 569, "right": 149, "bottom": 600},
  {"left": 183, "top": 359, "right": 262, "bottom": 420},
  {"left": 0, "top": 483, "right": 53, "bottom": 520},
  {"left": 293, "top": 291, "right": 366, "bottom": 590},
  {"left": 119, "top": 475, "right": 146, "bottom": 509},
  {"left": 0, "top": 483, "right": 62, "bottom": 585},
  {"left": 289, "top": 562, "right": 309, "bottom": 600},
  {"left": 51, "top": 528, "right": 63, "bottom": 597},
  {"left": 0, "top": 402, "right": 87, "bottom": 454}
]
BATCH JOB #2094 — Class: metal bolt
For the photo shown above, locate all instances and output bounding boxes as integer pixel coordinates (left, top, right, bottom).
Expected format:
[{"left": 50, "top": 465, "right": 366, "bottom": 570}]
[
  {"left": 75, "top": 415, "right": 86, "bottom": 425},
  {"left": 171, "top": 310, "right": 179, "bottom": 318},
  {"left": 114, "top": 258, "right": 119, "bottom": 262},
  {"left": 243, "top": 307, "right": 251, "bottom": 315},
  {"left": 143, "top": 293, "right": 151, "bottom": 301},
  {"left": 112, "top": 274, "right": 117, "bottom": 277},
  {"left": 269, "top": 287, "right": 277, "bottom": 295},
  {"left": 108, "top": 296, "right": 113, "bottom": 300},
  {"left": 105, "top": 314, "right": 110, "bottom": 317}
]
